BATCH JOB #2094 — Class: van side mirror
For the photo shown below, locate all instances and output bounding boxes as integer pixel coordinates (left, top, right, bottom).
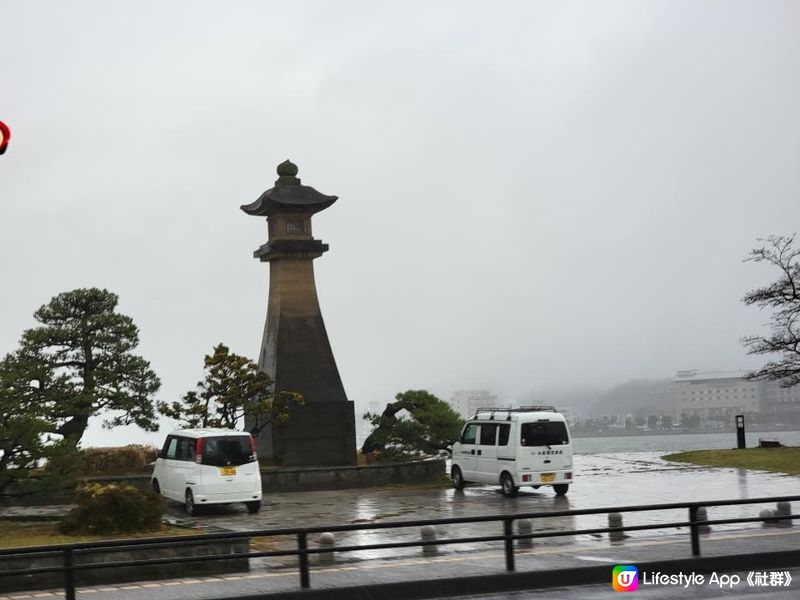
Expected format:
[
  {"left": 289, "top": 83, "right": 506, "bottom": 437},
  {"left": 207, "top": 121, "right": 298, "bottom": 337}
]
[{"left": 157, "top": 450, "right": 164, "bottom": 459}]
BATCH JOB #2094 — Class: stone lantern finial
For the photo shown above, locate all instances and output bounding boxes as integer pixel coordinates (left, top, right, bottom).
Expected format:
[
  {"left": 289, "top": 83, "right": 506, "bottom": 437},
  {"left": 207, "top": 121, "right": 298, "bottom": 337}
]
[{"left": 275, "top": 159, "right": 300, "bottom": 185}]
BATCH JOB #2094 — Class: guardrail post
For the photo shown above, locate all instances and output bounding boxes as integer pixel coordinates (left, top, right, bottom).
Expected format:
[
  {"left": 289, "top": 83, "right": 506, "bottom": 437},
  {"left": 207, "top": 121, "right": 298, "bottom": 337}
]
[
  {"left": 421, "top": 525, "right": 438, "bottom": 555},
  {"left": 517, "top": 519, "right": 533, "bottom": 549},
  {"left": 689, "top": 506, "right": 701, "bottom": 556},
  {"left": 318, "top": 532, "right": 336, "bottom": 564},
  {"left": 297, "top": 532, "right": 310, "bottom": 588},
  {"left": 696, "top": 507, "right": 711, "bottom": 533},
  {"left": 503, "top": 518, "right": 515, "bottom": 571},
  {"left": 776, "top": 502, "right": 792, "bottom": 527},
  {"left": 608, "top": 512, "right": 625, "bottom": 542},
  {"left": 759, "top": 508, "right": 778, "bottom": 526},
  {"left": 63, "top": 548, "right": 76, "bottom": 600}
]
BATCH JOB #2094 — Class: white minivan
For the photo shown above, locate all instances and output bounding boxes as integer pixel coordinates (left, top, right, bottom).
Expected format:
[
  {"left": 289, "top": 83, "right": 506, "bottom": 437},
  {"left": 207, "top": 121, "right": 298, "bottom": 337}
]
[
  {"left": 451, "top": 407, "right": 573, "bottom": 497},
  {"left": 151, "top": 429, "right": 263, "bottom": 515}
]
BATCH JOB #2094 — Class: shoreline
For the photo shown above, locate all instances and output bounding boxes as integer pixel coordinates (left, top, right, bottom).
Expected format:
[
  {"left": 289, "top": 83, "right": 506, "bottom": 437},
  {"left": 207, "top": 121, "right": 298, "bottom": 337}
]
[
  {"left": 662, "top": 447, "right": 800, "bottom": 475},
  {"left": 571, "top": 425, "right": 799, "bottom": 439}
]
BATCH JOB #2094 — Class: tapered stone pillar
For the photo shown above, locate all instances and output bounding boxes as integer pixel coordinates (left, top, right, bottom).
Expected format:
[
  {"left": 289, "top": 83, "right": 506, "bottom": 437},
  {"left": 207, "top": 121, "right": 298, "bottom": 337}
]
[{"left": 241, "top": 160, "right": 356, "bottom": 466}]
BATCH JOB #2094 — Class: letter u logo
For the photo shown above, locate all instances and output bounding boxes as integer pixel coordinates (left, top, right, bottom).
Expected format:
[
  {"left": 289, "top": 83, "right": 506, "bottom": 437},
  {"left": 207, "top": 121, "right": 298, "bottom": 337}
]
[{"left": 618, "top": 572, "right": 634, "bottom": 587}]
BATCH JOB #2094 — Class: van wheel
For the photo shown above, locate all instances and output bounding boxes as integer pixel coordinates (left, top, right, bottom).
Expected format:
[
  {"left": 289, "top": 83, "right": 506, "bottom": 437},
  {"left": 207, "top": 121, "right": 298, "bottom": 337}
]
[
  {"left": 554, "top": 484, "right": 569, "bottom": 496},
  {"left": 451, "top": 466, "right": 466, "bottom": 490},
  {"left": 501, "top": 473, "right": 519, "bottom": 498},
  {"left": 246, "top": 501, "right": 261, "bottom": 514},
  {"left": 152, "top": 479, "right": 161, "bottom": 495},
  {"left": 185, "top": 489, "right": 197, "bottom": 516}
]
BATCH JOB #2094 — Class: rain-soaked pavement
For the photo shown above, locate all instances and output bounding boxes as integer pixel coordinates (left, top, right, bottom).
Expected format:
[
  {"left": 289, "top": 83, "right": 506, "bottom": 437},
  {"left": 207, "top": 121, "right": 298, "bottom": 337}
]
[
  {"left": 2, "top": 452, "right": 798, "bottom": 599},
  {"left": 164, "top": 452, "right": 800, "bottom": 567}
]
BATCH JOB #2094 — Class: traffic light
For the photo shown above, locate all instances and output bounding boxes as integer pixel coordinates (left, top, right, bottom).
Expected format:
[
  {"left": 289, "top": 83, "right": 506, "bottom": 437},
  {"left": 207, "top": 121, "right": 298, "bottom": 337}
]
[{"left": 0, "top": 121, "right": 10, "bottom": 155}]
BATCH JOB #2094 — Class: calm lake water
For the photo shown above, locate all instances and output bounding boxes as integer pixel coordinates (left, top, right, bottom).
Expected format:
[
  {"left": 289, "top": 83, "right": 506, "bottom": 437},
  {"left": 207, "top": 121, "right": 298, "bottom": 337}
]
[{"left": 573, "top": 430, "right": 800, "bottom": 455}]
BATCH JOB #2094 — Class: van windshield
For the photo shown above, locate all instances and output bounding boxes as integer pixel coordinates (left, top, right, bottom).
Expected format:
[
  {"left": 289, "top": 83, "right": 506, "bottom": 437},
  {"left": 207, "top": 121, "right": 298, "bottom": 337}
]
[
  {"left": 520, "top": 422, "right": 569, "bottom": 447},
  {"left": 201, "top": 436, "right": 253, "bottom": 466}
]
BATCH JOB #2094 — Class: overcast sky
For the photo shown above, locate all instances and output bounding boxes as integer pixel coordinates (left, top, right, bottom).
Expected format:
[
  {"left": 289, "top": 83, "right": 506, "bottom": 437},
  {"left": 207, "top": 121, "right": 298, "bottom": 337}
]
[{"left": 2, "top": 1, "right": 799, "bottom": 447}]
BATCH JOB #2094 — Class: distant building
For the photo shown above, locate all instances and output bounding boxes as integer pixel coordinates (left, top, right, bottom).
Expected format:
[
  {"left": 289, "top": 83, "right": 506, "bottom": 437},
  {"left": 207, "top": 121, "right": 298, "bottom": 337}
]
[
  {"left": 650, "top": 384, "right": 673, "bottom": 413},
  {"left": 450, "top": 390, "right": 500, "bottom": 419},
  {"left": 673, "top": 369, "right": 760, "bottom": 427},
  {"left": 555, "top": 406, "right": 577, "bottom": 426},
  {"left": 760, "top": 381, "right": 800, "bottom": 424}
]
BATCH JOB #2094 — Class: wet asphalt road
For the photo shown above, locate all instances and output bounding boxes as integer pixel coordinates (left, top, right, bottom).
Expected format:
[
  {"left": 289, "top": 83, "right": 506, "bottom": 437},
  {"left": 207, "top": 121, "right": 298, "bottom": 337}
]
[
  {"left": 3, "top": 452, "right": 798, "bottom": 599},
  {"left": 163, "top": 452, "right": 800, "bottom": 565}
]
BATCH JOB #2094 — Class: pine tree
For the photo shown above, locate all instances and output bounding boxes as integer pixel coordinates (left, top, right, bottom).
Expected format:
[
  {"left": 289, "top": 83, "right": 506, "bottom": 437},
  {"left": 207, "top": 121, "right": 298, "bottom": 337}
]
[
  {"left": 18, "top": 288, "right": 161, "bottom": 443},
  {"left": 159, "top": 343, "right": 302, "bottom": 435},
  {"left": 362, "top": 390, "right": 464, "bottom": 458}
]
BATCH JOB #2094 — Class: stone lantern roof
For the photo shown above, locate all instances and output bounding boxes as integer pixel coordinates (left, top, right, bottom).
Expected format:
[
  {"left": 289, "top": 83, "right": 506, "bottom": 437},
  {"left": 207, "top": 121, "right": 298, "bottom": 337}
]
[{"left": 240, "top": 160, "right": 337, "bottom": 216}]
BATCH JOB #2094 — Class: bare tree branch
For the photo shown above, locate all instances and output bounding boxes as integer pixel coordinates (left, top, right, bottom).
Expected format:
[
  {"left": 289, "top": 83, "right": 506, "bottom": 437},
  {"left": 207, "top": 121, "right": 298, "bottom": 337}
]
[{"left": 742, "top": 234, "right": 800, "bottom": 388}]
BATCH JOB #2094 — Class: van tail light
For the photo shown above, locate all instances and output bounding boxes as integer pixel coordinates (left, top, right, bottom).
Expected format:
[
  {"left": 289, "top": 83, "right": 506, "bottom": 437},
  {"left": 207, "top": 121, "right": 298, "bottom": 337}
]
[
  {"left": 566, "top": 472, "right": 572, "bottom": 480},
  {"left": 195, "top": 438, "right": 204, "bottom": 464},
  {"left": 249, "top": 435, "right": 258, "bottom": 462}
]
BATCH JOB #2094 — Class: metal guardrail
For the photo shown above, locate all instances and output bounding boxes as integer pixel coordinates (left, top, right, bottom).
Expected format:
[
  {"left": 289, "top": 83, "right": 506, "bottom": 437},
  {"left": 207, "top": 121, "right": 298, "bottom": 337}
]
[{"left": 0, "top": 494, "right": 798, "bottom": 599}]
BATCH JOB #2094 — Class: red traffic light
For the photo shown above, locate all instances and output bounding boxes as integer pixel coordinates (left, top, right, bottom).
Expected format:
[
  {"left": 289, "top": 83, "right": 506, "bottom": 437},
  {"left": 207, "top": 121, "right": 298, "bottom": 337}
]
[{"left": 0, "top": 121, "right": 10, "bottom": 155}]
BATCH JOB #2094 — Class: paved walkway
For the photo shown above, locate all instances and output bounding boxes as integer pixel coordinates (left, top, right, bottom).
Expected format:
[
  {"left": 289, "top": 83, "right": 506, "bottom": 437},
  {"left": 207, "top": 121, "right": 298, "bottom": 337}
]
[
  {"left": 1, "top": 453, "right": 798, "bottom": 598},
  {"left": 169, "top": 453, "right": 800, "bottom": 565}
]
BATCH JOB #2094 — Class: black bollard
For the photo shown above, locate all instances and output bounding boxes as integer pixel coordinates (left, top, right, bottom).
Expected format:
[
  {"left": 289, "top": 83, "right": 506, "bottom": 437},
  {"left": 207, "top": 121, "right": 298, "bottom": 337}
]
[{"left": 736, "top": 415, "right": 746, "bottom": 449}]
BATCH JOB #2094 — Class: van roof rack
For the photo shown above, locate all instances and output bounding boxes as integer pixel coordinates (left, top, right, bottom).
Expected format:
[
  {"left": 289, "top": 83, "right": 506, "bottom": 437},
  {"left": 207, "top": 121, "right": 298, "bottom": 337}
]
[{"left": 472, "top": 406, "right": 557, "bottom": 420}]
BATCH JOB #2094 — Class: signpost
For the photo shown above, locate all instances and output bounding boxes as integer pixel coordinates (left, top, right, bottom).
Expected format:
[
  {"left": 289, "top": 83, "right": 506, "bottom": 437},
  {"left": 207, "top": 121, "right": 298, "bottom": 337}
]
[{"left": 736, "top": 414, "right": 746, "bottom": 449}]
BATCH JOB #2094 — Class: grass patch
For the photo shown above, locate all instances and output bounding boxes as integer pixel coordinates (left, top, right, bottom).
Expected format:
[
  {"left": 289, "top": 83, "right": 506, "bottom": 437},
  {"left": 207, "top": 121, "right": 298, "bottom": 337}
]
[
  {"left": 1, "top": 520, "right": 280, "bottom": 552},
  {"left": 0, "top": 520, "right": 200, "bottom": 549},
  {"left": 663, "top": 447, "right": 800, "bottom": 475},
  {"left": 249, "top": 536, "right": 279, "bottom": 551}
]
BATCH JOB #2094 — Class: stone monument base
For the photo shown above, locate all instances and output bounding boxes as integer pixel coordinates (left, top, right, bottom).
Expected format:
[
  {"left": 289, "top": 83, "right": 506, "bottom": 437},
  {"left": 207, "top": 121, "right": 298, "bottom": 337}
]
[
  {"left": 260, "top": 458, "right": 446, "bottom": 492},
  {"left": 265, "top": 401, "right": 357, "bottom": 467}
]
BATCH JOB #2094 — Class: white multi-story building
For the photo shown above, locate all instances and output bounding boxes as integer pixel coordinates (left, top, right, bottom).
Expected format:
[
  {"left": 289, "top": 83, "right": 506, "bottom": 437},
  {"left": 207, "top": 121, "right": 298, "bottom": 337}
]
[
  {"left": 673, "top": 369, "right": 760, "bottom": 426},
  {"left": 449, "top": 390, "right": 500, "bottom": 419},
  {"left": 761, "top": 381, "right": 800, "bottom": 422}
]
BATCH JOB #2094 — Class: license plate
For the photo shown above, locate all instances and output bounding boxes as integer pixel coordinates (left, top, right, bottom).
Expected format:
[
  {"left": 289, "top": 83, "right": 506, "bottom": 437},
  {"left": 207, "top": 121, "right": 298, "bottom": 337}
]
[
  {"left": 220, "top": 466, "right": 236, "bottom": 477},
  {"left": 540, "top": 472, "right": 555, "bottom": 483}
]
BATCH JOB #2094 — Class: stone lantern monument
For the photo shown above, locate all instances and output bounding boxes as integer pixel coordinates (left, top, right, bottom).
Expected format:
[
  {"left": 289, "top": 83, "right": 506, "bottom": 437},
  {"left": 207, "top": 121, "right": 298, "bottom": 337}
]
[{"left": 241, "top": 160, "right": 356, "bottom": 466}]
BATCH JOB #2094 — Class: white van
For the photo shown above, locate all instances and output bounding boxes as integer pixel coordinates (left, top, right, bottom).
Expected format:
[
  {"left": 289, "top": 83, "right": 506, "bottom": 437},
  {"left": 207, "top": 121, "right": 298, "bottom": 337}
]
[
  {"left": 451, "top": 407, "right": 573, "bottom": 497},
  {"left": 151, "top": 429, "right": 263, "bottom": 515}
]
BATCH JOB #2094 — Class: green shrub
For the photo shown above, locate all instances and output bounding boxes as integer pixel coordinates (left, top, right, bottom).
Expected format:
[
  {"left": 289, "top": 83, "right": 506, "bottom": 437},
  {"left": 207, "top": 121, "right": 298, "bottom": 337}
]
[
  {"left": 60, "top": 483, "right": 164, "bottom": 535},
  {"left": 39, "top": 440, "right": 85, "bottom": 490},
  {"left": 80, "top": 445, "right": 159, "bottom": 476}
]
